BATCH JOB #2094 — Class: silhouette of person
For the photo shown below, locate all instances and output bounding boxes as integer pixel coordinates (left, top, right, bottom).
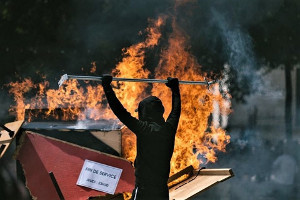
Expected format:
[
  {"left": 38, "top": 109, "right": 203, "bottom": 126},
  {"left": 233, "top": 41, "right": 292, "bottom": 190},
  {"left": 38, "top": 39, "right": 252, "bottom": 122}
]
[{"left": 101, "top": 75, "right": 181, "bottom": 200}]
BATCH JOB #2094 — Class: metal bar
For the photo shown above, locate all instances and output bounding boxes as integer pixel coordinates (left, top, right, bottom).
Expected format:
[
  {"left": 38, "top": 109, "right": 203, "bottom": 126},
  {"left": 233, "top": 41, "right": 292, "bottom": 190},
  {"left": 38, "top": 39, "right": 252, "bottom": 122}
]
[
  {"left": 58, "top": 74, "right": 216, "bottom": 88},
  {"left": 49, "top": 172, "right": 65, "bottom": 200}
]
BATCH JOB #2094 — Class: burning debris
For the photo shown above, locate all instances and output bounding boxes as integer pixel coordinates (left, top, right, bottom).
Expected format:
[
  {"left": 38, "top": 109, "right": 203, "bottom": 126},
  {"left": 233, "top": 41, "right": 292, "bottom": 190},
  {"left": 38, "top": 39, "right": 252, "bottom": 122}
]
[
  {"left": 5, "top": 2, "right": 233, "bottom": 199},
  {"left": 8, "top": 15, "right": 231, "bottom": 176},
  {"left": 1, "top": 115, "right": 233, "bottom": 200}
]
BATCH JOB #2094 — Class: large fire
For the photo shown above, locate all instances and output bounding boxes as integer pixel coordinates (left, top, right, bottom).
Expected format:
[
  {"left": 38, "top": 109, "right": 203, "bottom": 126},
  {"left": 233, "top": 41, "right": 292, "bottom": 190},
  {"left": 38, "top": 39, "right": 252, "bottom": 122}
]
[{"left": 8, "top": 10, "right": 230, "bottom": 197}]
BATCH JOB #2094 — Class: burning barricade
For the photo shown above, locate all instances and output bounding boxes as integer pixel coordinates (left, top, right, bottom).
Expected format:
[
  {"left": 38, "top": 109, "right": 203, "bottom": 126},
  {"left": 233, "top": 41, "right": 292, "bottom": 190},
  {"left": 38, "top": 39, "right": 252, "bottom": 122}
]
[{"left": 1, "top": 14, "right": 233, "bottom": 200}]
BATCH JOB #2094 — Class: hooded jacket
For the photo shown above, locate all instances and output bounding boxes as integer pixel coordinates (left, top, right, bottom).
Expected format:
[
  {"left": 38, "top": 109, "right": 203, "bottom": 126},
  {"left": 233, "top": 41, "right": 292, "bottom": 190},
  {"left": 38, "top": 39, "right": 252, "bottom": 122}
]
[{"left": 102, "top": 84, "right": 181, "bottom": 189}]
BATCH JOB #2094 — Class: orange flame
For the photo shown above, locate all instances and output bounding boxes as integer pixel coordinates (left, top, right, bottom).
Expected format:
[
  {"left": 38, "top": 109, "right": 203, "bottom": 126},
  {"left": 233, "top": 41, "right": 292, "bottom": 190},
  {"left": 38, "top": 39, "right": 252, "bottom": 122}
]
[
  {"left": 8, "top": 78, "right": 49, "bottom": 121},
  {"left": 151, "top": 18, "right": 231, "bottom": 174},
  {"left": 90, "top": 61, "right": 97, "bottom": 73},
  {"left": 112, "top": 16, "right": 167, "bottom": 115},
  {"left": 8, "top": 79, "right": 115, "bottom": 122}
]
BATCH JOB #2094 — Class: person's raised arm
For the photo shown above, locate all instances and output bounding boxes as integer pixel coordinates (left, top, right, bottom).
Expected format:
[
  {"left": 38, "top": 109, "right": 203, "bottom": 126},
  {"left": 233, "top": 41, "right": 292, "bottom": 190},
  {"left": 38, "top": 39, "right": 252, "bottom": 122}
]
[
  {"left": 101, "top": 75, "right": 145, "bottom": 133},
  {"left": 166, "top": 77, "right": 181, "bottom": 131}
]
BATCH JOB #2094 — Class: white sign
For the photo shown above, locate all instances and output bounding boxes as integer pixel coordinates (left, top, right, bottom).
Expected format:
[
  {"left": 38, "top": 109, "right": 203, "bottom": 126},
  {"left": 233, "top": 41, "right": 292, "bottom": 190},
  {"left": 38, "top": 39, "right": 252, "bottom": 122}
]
[{"left": 76, "top": 159, "right": 123, "bottom": 194}]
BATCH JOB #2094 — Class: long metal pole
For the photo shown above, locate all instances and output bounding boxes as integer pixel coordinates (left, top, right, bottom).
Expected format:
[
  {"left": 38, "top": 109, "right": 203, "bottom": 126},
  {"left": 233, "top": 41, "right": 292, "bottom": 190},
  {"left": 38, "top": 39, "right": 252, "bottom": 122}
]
[{"left": 58, "top": 74, "right": 216, "bottom": 88}]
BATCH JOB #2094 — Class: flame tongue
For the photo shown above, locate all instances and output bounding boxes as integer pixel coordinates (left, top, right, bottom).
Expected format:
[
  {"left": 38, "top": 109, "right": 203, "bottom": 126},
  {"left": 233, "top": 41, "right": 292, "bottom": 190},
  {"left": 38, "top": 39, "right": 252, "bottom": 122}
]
[
  {"left": 8, "top": 15, "right": 230, "bottom": 177},
  {"left": 112, "top": 16, "right": 167, "bottom": 115},
  {"left": 151, "top": 18, "right": 230, "bottom": 174}
]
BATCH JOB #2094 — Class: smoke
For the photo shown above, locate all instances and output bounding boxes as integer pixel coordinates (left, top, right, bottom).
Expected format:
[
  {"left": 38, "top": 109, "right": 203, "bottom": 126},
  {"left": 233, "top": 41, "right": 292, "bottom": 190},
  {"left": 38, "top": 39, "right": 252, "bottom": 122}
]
[
  {"left": 168, "top": 0, "right": 284, "bottom": 101},
  {"left": 212, "top": 9, "right": 256, "bottom": 73},
  {"left": 65, "top": 0, "right": 172, "bottom": 69},
  {"left": 67, "top": 118, "right": 121, "bottom": 131},
  {"left": 1, "top": 0, "right": 285, "bottom": 87},
  {"left": 71, "top": 0, "right": 171, "bottom": 46},
  {"left": 2, "top": 0, "right": 298, "bottom": 199},
  {"left": 213, "top": 65, "right": 231, "bottom": 128},
  {"left": 200, "top": 127, "right": 300, "bottom": 200}
]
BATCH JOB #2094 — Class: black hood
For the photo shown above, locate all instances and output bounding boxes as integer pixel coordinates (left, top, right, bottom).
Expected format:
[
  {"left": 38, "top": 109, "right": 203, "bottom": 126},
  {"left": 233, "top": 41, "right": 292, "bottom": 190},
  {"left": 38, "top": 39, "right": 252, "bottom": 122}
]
[{"left": 138, "top": 96, "right": 165, "bottom": 124}]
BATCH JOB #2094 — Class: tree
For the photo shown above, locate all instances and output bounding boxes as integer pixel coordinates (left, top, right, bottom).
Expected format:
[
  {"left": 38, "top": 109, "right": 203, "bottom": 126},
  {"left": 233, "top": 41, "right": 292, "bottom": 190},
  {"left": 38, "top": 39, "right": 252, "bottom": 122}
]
[{"left": 249, "top": 0, "right": 300, "bottom": 138}]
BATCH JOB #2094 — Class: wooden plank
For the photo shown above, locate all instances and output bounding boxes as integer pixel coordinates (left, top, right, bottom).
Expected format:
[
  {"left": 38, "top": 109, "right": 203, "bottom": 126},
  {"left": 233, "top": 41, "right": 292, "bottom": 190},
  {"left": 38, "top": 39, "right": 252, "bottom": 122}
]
[
  {"left": 0, "top": 120, "right": 24, "bottom": 158},
  {"left": 199, "top": 168, "right": 233, "bottom": 176},
  {"left": 168, "top": 165, "right": 194, "bottom": 185},
  {"left": 169, "top": 168, "right": 234, "bottom": 200},
  {"left": 15, "top": 131, "right": 135, "bottom": 200},
  {"left": 90, "top": 130, "right": 122, "bottom": 155}
]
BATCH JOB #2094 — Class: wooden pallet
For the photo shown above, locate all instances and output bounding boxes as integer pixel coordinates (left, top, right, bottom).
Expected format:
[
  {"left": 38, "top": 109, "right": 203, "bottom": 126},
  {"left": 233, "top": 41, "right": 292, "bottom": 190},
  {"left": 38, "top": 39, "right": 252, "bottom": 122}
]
[{"left": 169, "top": 168, "right": 234, "bottom": 200}]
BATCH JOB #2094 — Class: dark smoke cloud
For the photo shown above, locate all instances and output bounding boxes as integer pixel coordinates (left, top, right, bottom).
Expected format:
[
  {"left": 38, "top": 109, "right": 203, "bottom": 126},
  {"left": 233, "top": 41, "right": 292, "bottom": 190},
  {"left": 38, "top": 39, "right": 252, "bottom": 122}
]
[
  {"left": 60, "top": 0, "right": 285, "bottom": 88},
  {"left": 69, "top": 0, "right": 172, "bottom": 49},
  {"left": 60, "top": 0, "right": 173, "bottom": 74},
  {"left": 1, "top": 0, "right": 285, "bottom": 84},
  {"left": 171, "top": 0, "right": 284, "bottom": 96}
]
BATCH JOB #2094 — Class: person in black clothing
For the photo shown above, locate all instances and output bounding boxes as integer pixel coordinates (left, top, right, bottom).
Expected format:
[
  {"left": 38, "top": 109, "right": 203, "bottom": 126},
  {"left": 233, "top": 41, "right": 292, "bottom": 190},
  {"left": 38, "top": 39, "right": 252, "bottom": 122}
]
[{"left": 101, "top": 75, "right": 181, "bottom": 200}]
